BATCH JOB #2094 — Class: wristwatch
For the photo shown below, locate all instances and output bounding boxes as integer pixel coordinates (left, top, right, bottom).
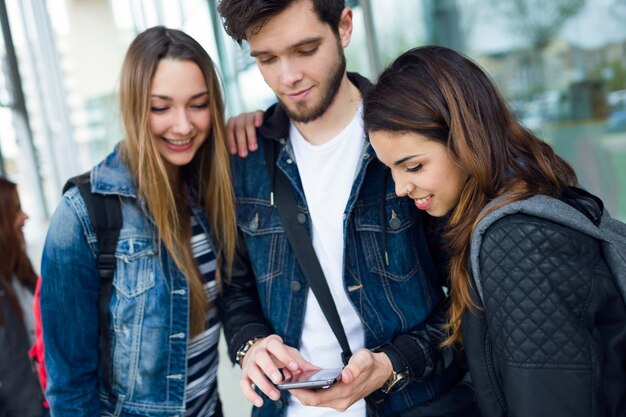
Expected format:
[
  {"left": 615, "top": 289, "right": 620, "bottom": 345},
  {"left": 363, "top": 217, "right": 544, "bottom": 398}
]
[
  {"left": 376, "top": 344, "right": 410, "bottom": 394},
  {"left": 235, "top": 337, "right": 263, "bottom": 367}
]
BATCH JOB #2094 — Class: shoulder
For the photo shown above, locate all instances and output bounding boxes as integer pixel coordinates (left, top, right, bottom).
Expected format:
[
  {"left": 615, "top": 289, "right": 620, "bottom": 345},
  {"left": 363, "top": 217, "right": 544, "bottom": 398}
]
[
  {"left": 481, "top": 212, "right": 601, "bottom": 260},
  {"left": 478, "top": 212, "right": 602, "bottom": 317},
  {"left": 44, "top": 185, "right": 98, "bottom": 260}
]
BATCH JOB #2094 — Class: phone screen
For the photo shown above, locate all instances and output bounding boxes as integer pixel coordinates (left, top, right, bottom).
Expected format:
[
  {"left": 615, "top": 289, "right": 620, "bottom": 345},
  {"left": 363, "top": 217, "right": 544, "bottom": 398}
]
[{"left": 276, "top": 368, "right": 343, "bottom": 390}]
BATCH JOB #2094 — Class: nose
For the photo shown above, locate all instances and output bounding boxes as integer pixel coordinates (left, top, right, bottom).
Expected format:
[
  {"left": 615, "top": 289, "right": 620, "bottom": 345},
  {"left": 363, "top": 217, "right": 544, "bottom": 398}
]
[
  {"left": 280, "top": 59, "right": 304, "bottom": 87},
  {"left": 172, "top": 109, "right": 193, "bottom": 135},
  {"left": 392, "top": 172, "right": 410, "bottom": 197}
]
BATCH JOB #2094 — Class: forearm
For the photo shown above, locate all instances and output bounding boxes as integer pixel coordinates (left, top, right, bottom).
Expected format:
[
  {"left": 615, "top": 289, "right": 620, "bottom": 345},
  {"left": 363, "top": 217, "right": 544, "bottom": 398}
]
[
  {"left": 219, "top": 230, "right": 273, "bottom": 363},
  {"left": 381, "top": 298, "right": 458, "bottom": 381}
]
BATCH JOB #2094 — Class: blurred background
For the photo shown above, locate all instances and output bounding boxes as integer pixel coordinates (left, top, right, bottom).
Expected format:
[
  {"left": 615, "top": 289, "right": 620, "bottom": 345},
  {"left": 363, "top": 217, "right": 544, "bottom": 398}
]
[{"left": 1, "top": 0, "right": 625, "bottom": 415}]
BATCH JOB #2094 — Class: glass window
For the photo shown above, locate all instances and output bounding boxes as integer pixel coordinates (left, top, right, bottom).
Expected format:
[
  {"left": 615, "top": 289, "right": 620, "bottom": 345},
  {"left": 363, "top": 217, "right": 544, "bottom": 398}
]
[{"left": 371, "top": 0, "right": 626, "bottom": 220}]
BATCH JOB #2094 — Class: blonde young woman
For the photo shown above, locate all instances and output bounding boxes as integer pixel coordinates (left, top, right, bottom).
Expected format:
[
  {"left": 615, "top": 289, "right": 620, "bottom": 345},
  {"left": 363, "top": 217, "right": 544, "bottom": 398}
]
[{"left": 40, "top": 26, "right": 236, "bottom": 417}]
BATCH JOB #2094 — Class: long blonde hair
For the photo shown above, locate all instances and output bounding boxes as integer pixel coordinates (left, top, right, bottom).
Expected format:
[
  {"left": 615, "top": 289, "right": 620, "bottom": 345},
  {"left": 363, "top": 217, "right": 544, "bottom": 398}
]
[
  {"left": 118, "top": 26, "right": 236, "bottom": 336},
  {"left": 364, "top": 46, "right": 578, "bottom": 345}
]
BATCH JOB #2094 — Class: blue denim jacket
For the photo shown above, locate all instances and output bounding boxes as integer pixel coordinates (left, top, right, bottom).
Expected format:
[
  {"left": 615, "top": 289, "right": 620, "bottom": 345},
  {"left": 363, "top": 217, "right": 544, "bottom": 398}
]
[
  {"left": 41, "top": 147, "right": 216, "bottom": 417},
  {"left": 223, "top": 73, "right": 463, "bottom": 417}
]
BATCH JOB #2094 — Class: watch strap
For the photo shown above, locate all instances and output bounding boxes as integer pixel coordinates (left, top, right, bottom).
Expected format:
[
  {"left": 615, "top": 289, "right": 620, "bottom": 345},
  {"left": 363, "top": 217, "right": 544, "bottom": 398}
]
[{"left": 235, "top": 337, "right": 264, "bottom": 367}]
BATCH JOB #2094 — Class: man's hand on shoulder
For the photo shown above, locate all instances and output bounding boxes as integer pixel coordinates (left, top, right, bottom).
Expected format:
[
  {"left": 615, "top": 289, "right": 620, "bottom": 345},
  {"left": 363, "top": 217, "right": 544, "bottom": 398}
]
[{"left": 226, "top": 110, "right": 264, "bottom": 157}]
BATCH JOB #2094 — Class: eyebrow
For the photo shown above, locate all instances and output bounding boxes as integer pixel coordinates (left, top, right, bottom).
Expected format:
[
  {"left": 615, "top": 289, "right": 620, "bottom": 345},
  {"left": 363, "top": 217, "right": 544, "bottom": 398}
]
[
  {"left": 150, "top": 91, "right": 209, "bottom": 101},
  {"left": 250, "top": 36, "right": 322, "bottom": 57},
  {"left": 394, "top": 154, "right": 424, "bottom": 166}
]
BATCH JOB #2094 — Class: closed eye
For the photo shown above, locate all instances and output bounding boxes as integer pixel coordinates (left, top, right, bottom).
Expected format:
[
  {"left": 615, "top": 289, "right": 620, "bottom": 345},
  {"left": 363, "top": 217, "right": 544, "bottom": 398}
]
[
  {"left": 406, "top": 163, "right": 422, "bottom": 173},
  {"left": 298, "top": 46, "right": 318, "bottom": 57},
  {"left": 190, "top": 102, "right": 209, "bottom": 110},
  {"left": 258, "top": 56, "right": 276, "bottom": 65}
]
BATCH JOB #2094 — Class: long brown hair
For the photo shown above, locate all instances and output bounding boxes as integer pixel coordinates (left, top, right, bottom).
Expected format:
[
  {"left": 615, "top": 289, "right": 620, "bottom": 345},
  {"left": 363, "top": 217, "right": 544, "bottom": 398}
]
[
  {"left": 0, "top": 177, "right": 37, "bottom": 325},
  {"left": 364, "top": 46, "right": 578, "bottom": 344},
  {"left": 117, "top": 26, "right": 237, "bottom": 336}
]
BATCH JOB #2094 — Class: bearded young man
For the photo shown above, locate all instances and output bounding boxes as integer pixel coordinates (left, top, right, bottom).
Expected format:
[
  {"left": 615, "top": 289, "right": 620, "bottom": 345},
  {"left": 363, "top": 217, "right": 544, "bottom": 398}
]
[{"left": 217, "top": 1, "right": 478, "bottom": 416}]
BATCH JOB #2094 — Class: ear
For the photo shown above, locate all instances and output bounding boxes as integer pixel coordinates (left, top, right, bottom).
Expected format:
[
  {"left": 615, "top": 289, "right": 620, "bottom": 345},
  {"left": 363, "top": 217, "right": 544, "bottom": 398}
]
[{"left": 338, "top": 7, "right": 353, "bottom": 48}]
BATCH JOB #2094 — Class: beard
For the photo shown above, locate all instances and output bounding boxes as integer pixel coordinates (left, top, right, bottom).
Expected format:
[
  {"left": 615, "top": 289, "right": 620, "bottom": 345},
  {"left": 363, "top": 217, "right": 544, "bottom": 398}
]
[{"left": 280, "top": 41, "right": 347, "bottom": 123}]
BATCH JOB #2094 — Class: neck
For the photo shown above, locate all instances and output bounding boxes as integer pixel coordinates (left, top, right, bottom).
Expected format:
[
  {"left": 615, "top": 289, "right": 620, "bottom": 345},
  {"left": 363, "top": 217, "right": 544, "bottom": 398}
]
[{"left": 293, "top": 74, "right": 361, "bottom": 145}]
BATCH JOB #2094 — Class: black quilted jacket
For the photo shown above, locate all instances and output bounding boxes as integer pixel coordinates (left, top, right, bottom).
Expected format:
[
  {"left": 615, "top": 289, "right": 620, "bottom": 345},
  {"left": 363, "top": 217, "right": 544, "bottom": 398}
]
[{"left": 462, "top": 212, "right": 626, "bottom": 417}]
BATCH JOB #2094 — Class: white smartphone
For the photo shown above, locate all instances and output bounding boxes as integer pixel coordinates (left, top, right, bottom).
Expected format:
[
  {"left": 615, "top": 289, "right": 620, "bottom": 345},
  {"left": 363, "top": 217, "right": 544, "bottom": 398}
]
[{"left": 276, "top": 368, "right": 343, "bottom": 390}]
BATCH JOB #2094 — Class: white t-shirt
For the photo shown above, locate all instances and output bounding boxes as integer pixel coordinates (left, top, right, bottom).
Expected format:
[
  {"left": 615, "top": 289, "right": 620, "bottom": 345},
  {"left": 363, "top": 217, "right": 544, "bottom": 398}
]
[{"left": 286, "top": 105, "right": 366, "bottom": 417}]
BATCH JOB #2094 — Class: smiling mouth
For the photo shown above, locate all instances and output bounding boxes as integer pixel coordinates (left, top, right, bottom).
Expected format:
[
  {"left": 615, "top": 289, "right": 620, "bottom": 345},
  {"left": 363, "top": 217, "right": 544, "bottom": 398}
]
[
  {"left": 286, "top": 86, "right": 313, "bottom": 98},
  {"left": 413, "top": 195, "right": 432, "bottom": 205},
  {"left": 163, "top": 137, "right": 192, "bottom": 146}
]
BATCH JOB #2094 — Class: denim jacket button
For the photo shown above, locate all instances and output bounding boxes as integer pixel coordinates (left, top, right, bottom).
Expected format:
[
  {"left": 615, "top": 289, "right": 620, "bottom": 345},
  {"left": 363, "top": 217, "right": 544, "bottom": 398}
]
[
  {"left": 290, "top": 281, "right": 302, "bottom": 292},
  {"left": 389, "top": 217, "right": 402, "bottom": 230},
  {"left": 286, "top": 158, "right": 293, "bottom": 164},
  {"left": 296, "top": 213, "right": 307, "bottom": 224}
]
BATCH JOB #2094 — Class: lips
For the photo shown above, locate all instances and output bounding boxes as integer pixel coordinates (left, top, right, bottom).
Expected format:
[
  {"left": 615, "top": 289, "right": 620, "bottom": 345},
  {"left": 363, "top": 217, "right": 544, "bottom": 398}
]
[
  {"left": 286, "top": 86, "right": 313, "bottom": 101},
  {"left": 163, "top": 137, "right": 192, "bottom": 146},
  {"left": 161, "top": 136, "right": 196, "bottom": 152},
  {"left": 412, "top": 195, "right": 433, "bottom": 211}
]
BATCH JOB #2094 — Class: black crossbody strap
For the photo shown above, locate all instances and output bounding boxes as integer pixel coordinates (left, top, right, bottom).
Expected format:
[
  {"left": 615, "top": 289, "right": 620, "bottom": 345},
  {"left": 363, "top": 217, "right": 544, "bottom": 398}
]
[{"left": 263, "top": 139, "right": 352, "bottom": 365}]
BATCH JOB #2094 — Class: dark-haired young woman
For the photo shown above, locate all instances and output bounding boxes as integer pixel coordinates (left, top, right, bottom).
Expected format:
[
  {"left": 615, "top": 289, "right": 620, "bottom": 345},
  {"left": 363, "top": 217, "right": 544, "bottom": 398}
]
[
  {"left": 0, "top": 177, "right": 45, "bottom": 417},
  {"left": 364, "top": 45, "right": 626, "bottom": 417}
]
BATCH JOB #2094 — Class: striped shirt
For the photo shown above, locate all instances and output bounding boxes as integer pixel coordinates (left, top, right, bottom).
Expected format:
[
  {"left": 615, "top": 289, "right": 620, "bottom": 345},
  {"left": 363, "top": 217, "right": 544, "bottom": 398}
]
[{"left": 185, "top": 208, "right": 220, "bottom": 417}]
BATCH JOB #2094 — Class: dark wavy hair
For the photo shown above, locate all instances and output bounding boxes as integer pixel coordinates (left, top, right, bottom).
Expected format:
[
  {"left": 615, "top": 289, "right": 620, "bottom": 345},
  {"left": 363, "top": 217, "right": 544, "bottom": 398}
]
[
  {"left": 0, "top": 177, "right": 37, "bottom": 325},
  {"left": 364, "top": 45, "right": 578, "bottom": 345},
  {"left": 217, "top": 0, "right": 345, "bottom": 44}
]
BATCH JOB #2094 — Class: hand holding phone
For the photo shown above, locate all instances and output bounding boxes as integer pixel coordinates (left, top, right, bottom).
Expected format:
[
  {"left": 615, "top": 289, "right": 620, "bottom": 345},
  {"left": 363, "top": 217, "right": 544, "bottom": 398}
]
[{"left": 276, "top": 368, "right": 343, "bottom": 390}]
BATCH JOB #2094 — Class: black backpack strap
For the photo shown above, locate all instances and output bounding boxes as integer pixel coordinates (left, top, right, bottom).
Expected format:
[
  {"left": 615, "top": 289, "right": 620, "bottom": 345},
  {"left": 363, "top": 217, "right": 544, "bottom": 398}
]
[
  {"left": 65, "top": 173, "right": 122, "bottom": 403},
  {"left": 263, "top": 139, "right": 352, "bottom": 365}
]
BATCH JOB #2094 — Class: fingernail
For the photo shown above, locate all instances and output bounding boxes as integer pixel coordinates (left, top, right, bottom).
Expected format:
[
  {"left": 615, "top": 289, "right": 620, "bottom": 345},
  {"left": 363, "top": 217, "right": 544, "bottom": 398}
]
[
  {"left": 288, "top": 361, "right": 298, "bottom": 370},
  {"left": 270, "top": 390, "right": 280, "bottom": 401},
  {"left": 254, "top": 399, "right": 263, "bottom": 407},
  {"left": 271, "top": 371, "right": 282, "bottom": 383}
]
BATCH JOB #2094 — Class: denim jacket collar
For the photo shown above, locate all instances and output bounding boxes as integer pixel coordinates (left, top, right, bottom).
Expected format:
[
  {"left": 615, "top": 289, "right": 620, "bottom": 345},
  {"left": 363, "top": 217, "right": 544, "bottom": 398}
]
[{"left": 90, "top": 144, "right": 138, "bottom": 199}]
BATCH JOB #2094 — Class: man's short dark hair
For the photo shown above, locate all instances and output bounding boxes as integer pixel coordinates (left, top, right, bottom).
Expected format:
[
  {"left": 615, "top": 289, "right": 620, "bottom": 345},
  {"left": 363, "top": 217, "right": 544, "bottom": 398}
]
[{"left": 217, "top": 0, "right": 346, "bottom": 45}]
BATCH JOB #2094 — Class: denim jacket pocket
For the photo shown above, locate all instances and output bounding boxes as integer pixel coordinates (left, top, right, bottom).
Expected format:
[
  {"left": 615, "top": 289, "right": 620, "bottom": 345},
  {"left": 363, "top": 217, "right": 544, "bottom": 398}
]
[
  {"left": 113, "top": 237, "right": 156, "bottom": 297},
  {"left": 237, "top": 200, "right": 286, "bottom": 283},
  {"left": 355, "top": 197, "right": 421, "bottom": 282}
]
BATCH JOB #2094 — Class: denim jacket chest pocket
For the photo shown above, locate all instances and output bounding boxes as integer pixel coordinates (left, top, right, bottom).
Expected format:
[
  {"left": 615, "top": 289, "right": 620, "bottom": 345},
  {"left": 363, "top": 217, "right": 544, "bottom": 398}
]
[
  {"left": 354, "top": 197, "right": 422, "bottom": 282},
  {"left": 113, "top": 236, "right": 156, "bottom": 298},
  {"left": 237, "top": 200, "right": 287, "bottom": 283}
]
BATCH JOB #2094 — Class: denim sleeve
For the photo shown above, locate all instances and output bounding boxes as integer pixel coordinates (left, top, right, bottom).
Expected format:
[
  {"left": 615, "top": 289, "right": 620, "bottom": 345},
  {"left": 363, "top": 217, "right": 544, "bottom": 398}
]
[{"left": 40, "top": 192, "right": 102, "bottom": 416}]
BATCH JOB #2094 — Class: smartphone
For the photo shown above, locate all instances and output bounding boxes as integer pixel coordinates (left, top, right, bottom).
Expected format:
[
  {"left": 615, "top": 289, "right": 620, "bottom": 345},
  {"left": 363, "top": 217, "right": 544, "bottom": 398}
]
[{"left": 276, "top": 367, "right": 343, "bottom": 390}]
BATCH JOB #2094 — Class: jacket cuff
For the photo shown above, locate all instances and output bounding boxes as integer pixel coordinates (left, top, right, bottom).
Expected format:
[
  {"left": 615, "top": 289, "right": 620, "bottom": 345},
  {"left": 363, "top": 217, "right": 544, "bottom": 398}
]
[
  {"left": 228, "top": 323, "right": 273, "bottom": 363},
  {"left": 391, "top": 334, "right": 426, "bottom": 378}
]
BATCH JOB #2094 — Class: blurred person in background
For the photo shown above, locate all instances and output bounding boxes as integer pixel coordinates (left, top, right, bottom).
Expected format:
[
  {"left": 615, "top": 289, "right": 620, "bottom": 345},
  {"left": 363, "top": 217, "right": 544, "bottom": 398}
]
[{"left": 0, "top": 177, "right": 46, "bottom": 417}]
